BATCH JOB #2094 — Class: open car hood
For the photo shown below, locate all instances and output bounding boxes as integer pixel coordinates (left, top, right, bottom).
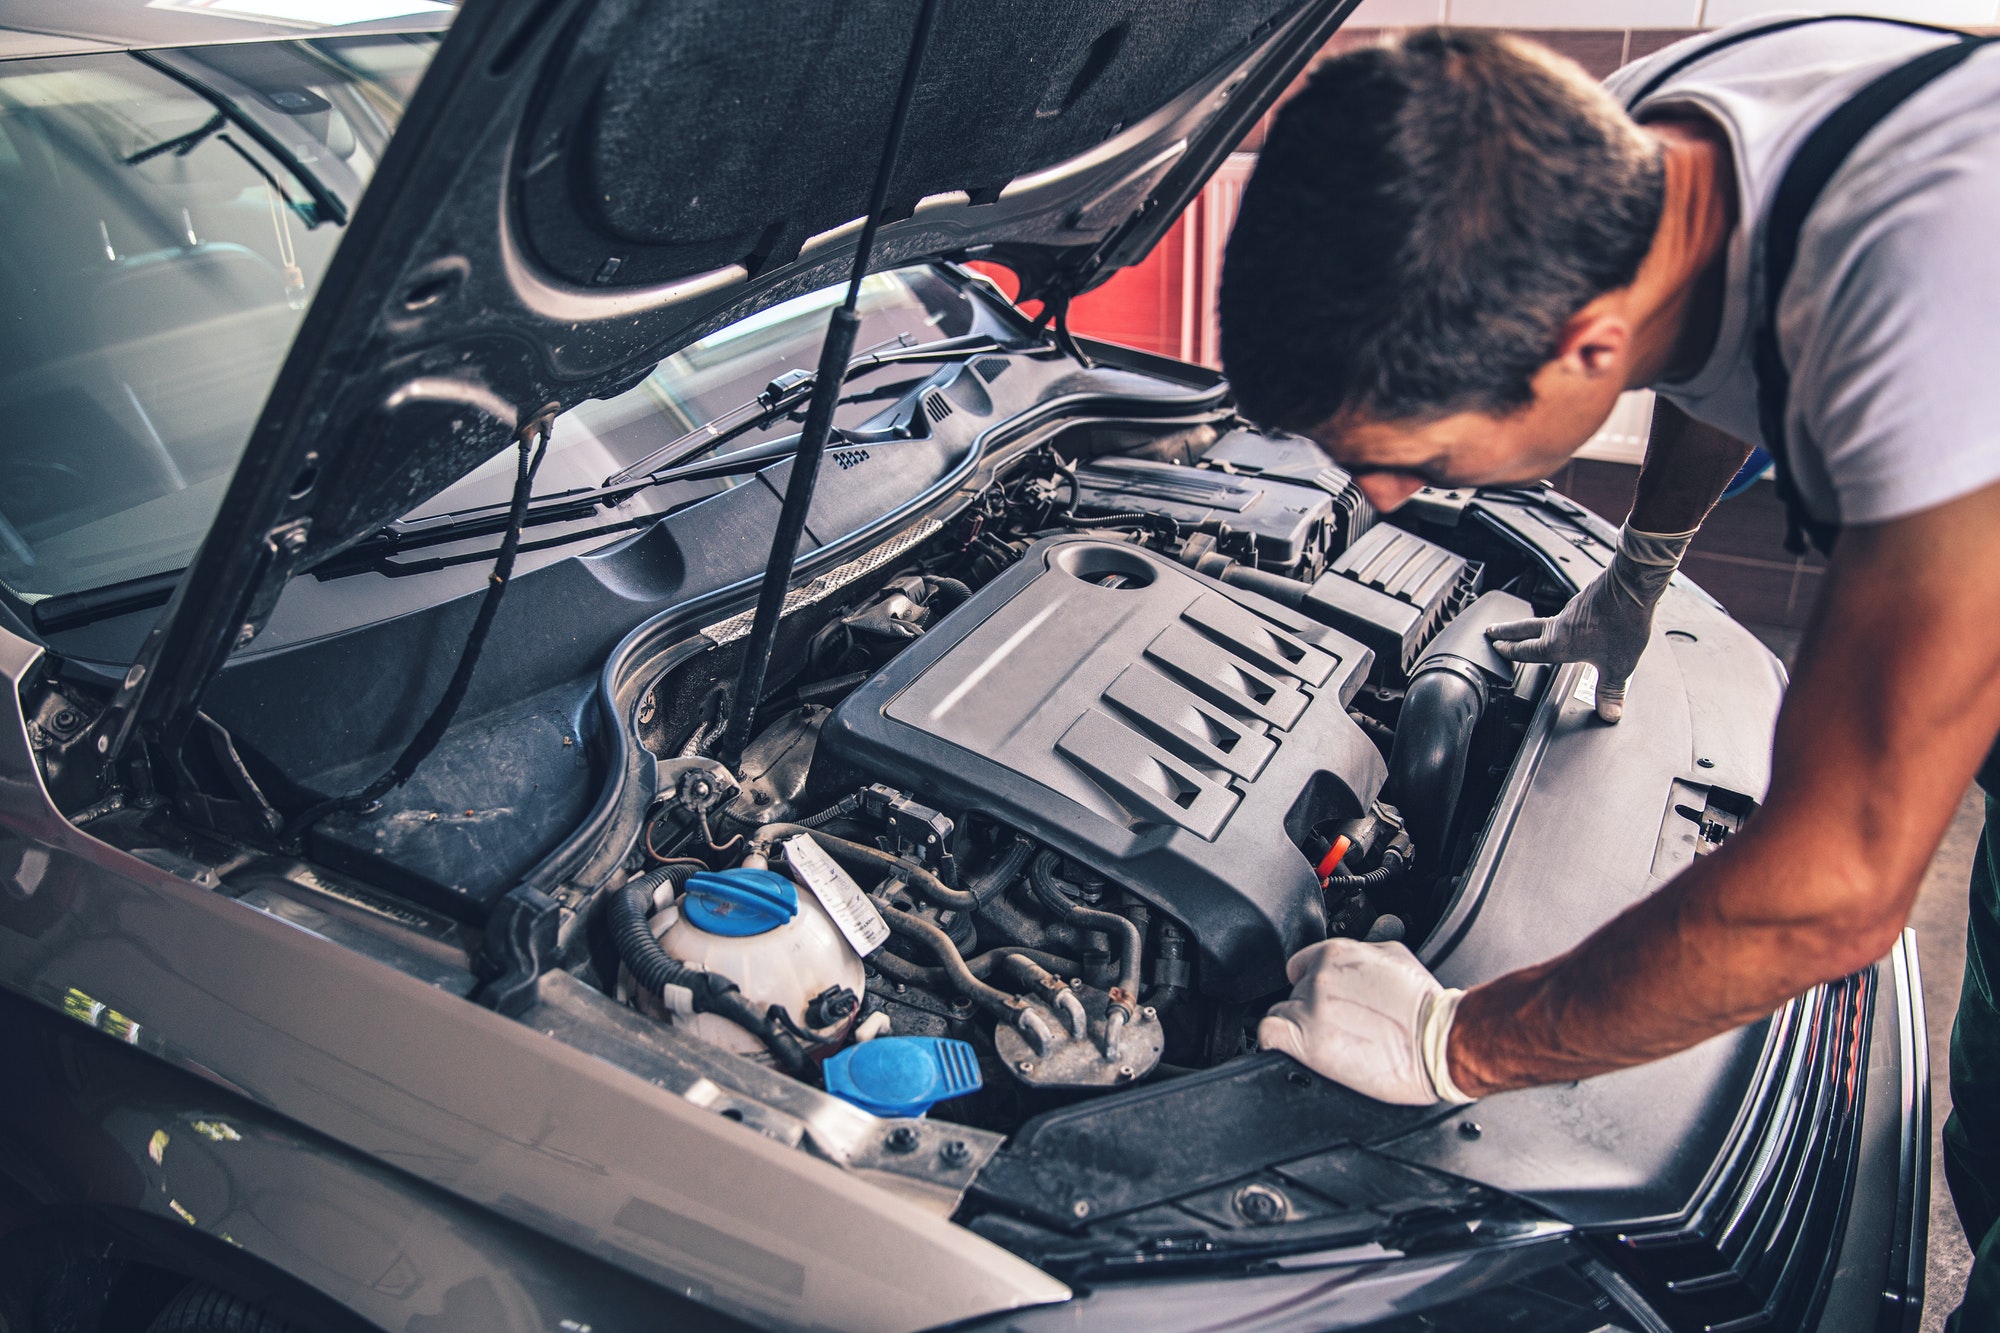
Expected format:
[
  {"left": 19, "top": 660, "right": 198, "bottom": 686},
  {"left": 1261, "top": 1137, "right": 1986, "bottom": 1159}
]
[{"left": 101, "top": 0, "right": 1353, "bottom": 754}]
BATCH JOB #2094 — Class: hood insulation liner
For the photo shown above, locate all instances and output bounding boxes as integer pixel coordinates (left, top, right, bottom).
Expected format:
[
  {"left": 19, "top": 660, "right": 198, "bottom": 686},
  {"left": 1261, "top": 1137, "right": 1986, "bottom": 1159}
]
[{"left": 522, "top": 0, "right": 1299, "bottom": 289}]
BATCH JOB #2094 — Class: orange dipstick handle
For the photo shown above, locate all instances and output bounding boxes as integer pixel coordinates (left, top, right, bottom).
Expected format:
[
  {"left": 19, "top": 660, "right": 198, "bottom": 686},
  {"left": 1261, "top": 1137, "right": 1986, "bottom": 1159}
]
[{"left": 1316, "top": 835, "right": 1352, "bottom": 887}]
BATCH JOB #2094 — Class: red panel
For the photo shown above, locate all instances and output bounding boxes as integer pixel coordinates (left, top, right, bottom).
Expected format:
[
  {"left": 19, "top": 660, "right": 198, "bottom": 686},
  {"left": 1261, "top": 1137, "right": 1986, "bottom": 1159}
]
[{"left": 969, "top": 154, "right": 1257, "bottom": 368}]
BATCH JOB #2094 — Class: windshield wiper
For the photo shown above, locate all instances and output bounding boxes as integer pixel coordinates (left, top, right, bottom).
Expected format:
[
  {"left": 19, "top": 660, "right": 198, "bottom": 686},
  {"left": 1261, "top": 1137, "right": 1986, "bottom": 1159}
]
[
  {"left": 335, "top": 338, "right": 1021, "bottom": 564},
  {"left": 129, "top": 51, "right": 348, "bottom": 227},
  {"left": 124, "top": 112, "right": 226, "bottom": 166},
  {"left": 600, "top": 332, "right": 1005, "bottom": 487}
]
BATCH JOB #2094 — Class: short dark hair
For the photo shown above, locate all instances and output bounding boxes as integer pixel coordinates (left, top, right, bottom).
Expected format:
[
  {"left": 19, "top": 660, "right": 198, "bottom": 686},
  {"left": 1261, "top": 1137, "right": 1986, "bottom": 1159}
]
[{"left": 1220, "top": 28, "right": 1664, "bottom": 431}]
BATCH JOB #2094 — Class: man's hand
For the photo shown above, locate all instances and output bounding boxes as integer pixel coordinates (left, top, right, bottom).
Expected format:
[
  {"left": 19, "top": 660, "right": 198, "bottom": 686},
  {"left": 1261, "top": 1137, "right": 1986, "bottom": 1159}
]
[
  {"left": 1484, "top": 522, "right": 1695, "bottom": 722},
  {"left": 1257, "top": 939, "right": 1474, "bottom": 1105},
  {"left": 1479, "top": 400, "right": 1750, "bottom": 721}
]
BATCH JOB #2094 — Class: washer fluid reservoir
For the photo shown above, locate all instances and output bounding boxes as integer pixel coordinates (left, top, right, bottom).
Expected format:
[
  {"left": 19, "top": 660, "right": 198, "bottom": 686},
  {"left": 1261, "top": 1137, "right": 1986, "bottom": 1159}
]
[{"left": 654, "top": 868, "right": 865, "bottom": 1056}]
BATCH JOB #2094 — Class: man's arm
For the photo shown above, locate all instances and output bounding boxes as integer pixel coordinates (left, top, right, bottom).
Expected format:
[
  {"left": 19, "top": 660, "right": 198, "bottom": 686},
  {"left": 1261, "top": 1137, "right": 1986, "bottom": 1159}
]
[
  {"left": 1628, "top": 397, "right": 1755, "bottom": 533},
  {"left": 1451, "top": 478, "right": 2000, "bottom": 1095},
  {"left": 1484, "top": 400, "right": 1753, "bottom": 721}
]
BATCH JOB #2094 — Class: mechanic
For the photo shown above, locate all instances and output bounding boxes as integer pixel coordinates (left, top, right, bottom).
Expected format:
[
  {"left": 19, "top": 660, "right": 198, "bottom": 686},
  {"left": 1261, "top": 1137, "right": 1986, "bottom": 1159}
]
[{"left": 1219, "top": 19, "right": 2000, "bottom": 1326}]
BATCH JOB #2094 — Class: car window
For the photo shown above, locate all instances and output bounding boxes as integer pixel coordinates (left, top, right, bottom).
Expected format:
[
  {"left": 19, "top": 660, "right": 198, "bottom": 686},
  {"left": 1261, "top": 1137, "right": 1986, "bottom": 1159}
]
[
  {"left": 403, "top": 267, "right": 985, "bottom": 525},
  {"left": 0, "top": 36, "right": 439, "bottom": 601}
]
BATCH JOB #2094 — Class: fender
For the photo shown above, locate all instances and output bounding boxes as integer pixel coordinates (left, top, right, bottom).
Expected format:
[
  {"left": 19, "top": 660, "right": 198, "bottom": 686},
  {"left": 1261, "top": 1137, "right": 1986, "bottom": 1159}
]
[{"left": 0, "top": 989, "right": 744, "bottom": 1332}]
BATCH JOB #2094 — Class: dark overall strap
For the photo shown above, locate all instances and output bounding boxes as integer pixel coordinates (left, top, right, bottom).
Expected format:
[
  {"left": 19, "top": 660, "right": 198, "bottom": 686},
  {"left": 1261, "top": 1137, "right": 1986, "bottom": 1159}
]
[
  {"left": 1739, "top": 28, "right": 2000, "bottom": 793},
  {"left": 1754, "top": 30, "right": 1996, "bottom": 558},
  {"left": 1618, "top": 15, "right": 1986, "bottom": 556}
]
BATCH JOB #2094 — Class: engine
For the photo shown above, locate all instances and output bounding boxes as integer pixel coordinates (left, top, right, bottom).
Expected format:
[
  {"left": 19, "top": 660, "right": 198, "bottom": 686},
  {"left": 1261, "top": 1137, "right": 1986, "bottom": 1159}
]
[
  {"left": 602, "top": 423, "right": 1542, "bottom": 1127},
  {"left": 822, "top": 538, "right": 1379, "bottom": 1002}
]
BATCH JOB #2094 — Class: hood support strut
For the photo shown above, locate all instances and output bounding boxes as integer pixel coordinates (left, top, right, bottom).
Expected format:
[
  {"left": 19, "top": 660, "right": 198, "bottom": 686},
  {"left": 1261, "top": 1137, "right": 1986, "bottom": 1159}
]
[{"left": 716, "top": 0, "right": 943, "bottom": 769}]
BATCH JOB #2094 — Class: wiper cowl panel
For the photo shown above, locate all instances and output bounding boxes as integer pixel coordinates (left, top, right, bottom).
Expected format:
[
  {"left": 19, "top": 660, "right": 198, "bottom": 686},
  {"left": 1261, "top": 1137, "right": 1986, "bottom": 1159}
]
[{"left": 600, "top": 334, "right": 1008, "bottom": 488}]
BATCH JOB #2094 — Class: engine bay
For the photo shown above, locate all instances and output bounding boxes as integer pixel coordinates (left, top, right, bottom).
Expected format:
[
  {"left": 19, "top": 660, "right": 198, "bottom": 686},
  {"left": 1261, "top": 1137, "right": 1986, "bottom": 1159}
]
[
  {"left": 22, "top": 351, "right": 1569, "bottom": 1143},
  {"left": 588, "top": 420, "right": 1551, "bottom": 1131}
]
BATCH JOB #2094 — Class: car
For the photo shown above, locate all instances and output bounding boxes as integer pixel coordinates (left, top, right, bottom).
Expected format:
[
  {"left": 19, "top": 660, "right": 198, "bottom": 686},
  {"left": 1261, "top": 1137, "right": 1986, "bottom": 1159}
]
[{"left": 0, "top": 2, "right": 1927, "bottom": 1331}]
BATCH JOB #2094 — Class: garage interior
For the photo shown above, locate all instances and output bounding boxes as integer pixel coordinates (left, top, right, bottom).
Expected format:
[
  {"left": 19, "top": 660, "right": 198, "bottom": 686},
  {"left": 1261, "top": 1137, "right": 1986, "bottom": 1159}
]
[{"left": 1031, "top": 2, "right": 2000, "bottom": 1325}]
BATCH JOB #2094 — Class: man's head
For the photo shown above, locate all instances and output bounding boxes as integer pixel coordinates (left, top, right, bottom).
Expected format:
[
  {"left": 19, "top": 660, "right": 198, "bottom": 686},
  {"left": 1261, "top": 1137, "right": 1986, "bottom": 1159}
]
[{"left": 1220, "top": 28, "right": 1665, "bottom": 510}]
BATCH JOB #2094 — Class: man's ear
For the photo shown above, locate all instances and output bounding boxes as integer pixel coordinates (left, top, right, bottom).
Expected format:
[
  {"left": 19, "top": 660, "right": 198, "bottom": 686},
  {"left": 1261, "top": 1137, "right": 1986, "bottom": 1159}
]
[{"left": 1552, "top": 306, "right": 1631, "bottom": 380}]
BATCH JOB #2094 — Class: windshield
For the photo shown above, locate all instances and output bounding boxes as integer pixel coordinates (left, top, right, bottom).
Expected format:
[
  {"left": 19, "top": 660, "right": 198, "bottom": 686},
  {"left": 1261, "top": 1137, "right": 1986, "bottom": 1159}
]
[{"left": 0, "top": 35, "right": 439, "bottom": 600}]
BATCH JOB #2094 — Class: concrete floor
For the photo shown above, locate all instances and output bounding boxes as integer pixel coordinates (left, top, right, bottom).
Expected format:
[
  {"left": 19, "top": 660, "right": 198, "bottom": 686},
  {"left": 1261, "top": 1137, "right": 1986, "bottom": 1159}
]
[{"left": 1916, "top": 787, "right": 1982, "bottom": 1330}]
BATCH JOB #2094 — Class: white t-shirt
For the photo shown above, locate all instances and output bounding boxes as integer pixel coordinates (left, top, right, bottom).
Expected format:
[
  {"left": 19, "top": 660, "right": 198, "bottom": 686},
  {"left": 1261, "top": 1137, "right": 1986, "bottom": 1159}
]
[{"left": 1604, "top": 17, "right": 2000, "bottom": 527}]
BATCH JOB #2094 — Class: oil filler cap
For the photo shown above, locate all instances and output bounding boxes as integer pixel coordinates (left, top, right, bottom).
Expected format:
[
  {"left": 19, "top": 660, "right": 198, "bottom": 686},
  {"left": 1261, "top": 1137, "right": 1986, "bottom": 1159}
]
[
  {"left": 681, "top": 869, "right": 797, "bottom": 937},
  {"left": 823, "top": 1037, "right": 982, "bottom": 1118}
]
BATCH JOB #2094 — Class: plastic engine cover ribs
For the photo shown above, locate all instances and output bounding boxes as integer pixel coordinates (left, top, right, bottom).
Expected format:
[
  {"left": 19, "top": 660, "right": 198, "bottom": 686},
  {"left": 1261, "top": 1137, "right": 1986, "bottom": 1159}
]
[{"left": 822, "top": 536, "right": 1382, "bottom": 1000}]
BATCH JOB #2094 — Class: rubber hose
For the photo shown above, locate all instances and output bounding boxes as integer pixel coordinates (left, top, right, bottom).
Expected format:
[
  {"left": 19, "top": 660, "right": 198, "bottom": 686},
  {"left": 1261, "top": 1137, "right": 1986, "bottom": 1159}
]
[
  {"left": 1324, "top": 863, "right": 1400, "bottom": 892},
  {"left": 1347, "top": 709, "right": 1397, "bottom": 751},
  {"left": 608, "top": 884, "right": 697, "bottom": 1001},
  {"left": 868, "top": 944, "right": 939, "bottom": 989},
  {"left": 605, "top": 886, "right": 807, "bottom": 1073},
  {"left": 631, "top": 861, "right": 701, "bottom": 908},
  {"left": 753, "top": 823, "right": 976, "bottom": 910},
  {"left": 975, "top": 887, "right": 1086, "bottom": 953},
  {"left": 799, "top": 794, "right": 862, "bottom": 828},
  {"left": 1385, "top": 661, "right": 1484, "bottom": 874},
  {"left": 1029, "top": 851, "right": 1143, "bottom": 1001},
  {"left": 875, "top": 899, "right": 1023, "bottom": 1018},
  {"left": 868, "top": 945, "right": 1082, "bottom": 992},
  {"left": 1217, "top": 562, "right": 1309, "bottom": 609},
  {"left": 967, "top": 835, "right": 1034, "bottom": 906},
  {"left": 926, "top": 576, "right": 972, "bottom": 609},
  {"left": 975, "top": 946, "right": 1079, "bottom": 979}
]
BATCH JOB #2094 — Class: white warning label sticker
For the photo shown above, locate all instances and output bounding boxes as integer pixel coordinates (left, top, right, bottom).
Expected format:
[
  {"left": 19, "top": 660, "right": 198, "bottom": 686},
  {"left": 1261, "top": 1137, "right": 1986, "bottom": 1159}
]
[
  {"left": 1572, "top": 664, "right": 1598, "bottom": 708},
  {"left": 784, "top": 834, "right": 889, "bottom": 956}
]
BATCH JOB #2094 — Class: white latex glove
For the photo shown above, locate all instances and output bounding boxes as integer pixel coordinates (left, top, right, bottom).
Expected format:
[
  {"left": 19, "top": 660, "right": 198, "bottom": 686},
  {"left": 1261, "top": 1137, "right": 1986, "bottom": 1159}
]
[
  {"left": 1257, "top": 939, "right": 1474, "bottom": 1106},
  {"left": 1483, "top": 521, "right": 1698, "bottom": 723}
]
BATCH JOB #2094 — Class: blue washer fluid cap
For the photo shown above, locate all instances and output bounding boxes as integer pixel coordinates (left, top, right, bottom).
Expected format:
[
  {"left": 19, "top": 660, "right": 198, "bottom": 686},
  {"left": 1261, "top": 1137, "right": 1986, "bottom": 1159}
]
[
  {"left": 823, "top": 1037, "right": 982, "bottom": 1118},
  {"left": 681, "top": 868, "right": 797, "bottom": 937}
]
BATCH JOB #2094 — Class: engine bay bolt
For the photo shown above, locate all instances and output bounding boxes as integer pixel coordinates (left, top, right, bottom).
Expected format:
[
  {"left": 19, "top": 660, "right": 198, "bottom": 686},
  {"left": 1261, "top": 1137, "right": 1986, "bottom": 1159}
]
[
  {"left": 885, "top": 1126, "right": 920, "bottom": 1154},
  {"left": 1117, "top": 1065, "right": 1134, "bottom": 1080},
  {"left": 940, "top": 1139, "right": 972, "bottom": 1167},
  {"left": 1017, "top": 1060, "right": 1034, "bottom": 1073},
  {"left": 1142, "top": 1006, "right": 1157, "bottom": 1019},
  {"left": 1458, "top": 1120, "right": 1482, "bottom": 1138},
  {"left": 1233, "top": 1184, "right": 1289, "bottom": 1225},
  {"left": 1697, "top": 757, "right": 1715, "bottom": 769},
  {"left": 1072, "top": 1200, "right": 1091, "bottom": 1218}
]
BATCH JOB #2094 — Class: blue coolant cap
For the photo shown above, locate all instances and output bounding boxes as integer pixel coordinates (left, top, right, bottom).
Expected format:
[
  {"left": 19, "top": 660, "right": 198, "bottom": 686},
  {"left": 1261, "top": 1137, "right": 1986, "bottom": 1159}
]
[
  {"left": 682, "top": 868, "right": 797, "bottom": 937},
  {"left": 823, "top": 1037, "right": 982, "bottom": 1117}
]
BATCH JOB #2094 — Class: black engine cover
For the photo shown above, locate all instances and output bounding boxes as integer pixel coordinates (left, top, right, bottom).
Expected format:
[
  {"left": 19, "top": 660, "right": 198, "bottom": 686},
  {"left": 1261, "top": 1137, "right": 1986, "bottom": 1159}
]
[{"left": 822, "top": 536, "right": 1382, "bottom": 999}]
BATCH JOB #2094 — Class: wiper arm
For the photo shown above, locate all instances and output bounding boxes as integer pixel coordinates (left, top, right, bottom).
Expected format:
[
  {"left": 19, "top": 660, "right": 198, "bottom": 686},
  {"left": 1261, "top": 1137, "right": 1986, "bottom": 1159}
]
[
  {"left": 345, "top": 365, "right": 965, "bottom": 565},
  {"left": 125, "top": 112, "right": 226, "bottom": 165},
  {"left": 129, "top": 51, "right": 349, "bottom": 227},
  {"left": 600, "top": 332, "right": 1004, "bottom": 487},
  {"left": 344, "top": 334, "right": 1022, "bottom": 571}
]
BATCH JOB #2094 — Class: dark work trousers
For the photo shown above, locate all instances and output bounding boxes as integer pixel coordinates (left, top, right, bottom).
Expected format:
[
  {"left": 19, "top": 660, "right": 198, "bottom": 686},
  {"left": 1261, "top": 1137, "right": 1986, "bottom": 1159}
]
[{"left": 1946, "top": 795, "right": 2000, "bottom": 1330}]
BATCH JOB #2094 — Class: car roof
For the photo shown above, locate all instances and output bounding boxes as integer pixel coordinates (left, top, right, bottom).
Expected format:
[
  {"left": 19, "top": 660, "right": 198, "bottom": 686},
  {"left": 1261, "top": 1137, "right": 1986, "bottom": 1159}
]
[{"left": 0, "top": 0, "right": 455, "bottom": 61}]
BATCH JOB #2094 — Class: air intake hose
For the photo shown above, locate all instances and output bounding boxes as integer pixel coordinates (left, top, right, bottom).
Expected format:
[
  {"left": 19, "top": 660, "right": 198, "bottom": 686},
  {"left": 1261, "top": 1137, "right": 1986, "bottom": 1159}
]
[
  {"left": 1386, "top": 659, "right": 1485, "bottom": 872},
  {"left": 1384, "top": 591, "right": 1533, "bottom": 878}
]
